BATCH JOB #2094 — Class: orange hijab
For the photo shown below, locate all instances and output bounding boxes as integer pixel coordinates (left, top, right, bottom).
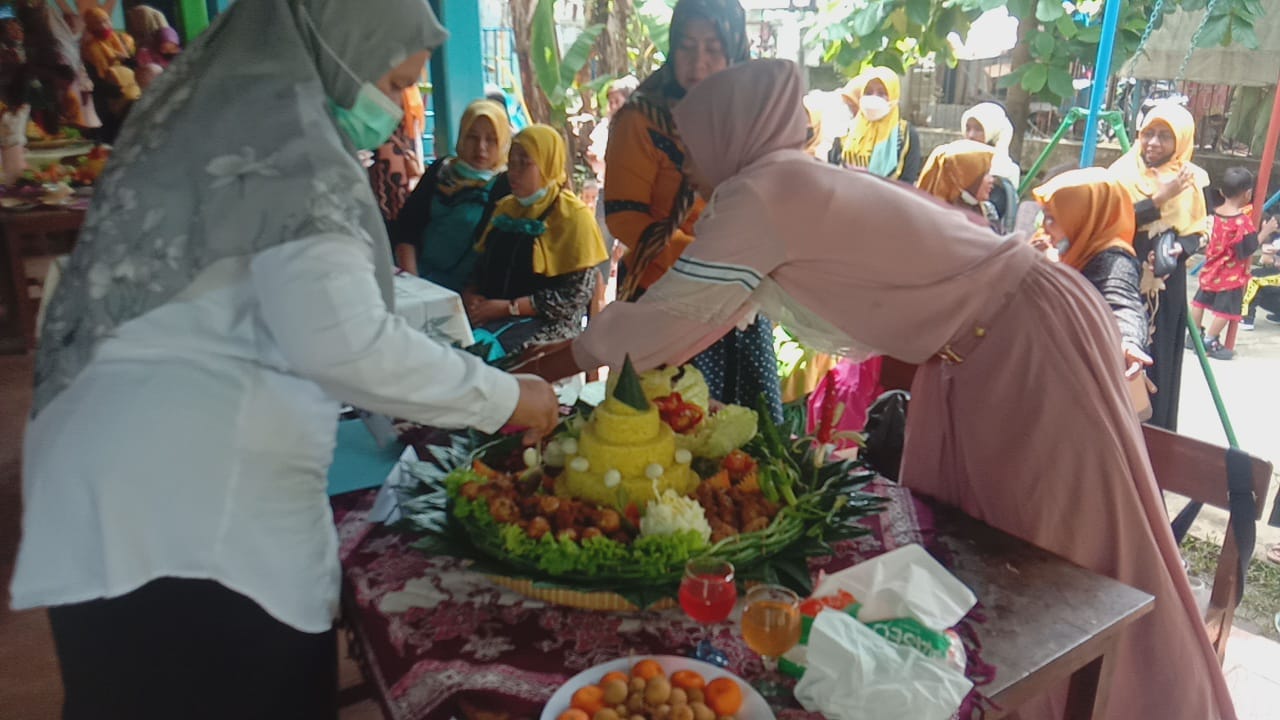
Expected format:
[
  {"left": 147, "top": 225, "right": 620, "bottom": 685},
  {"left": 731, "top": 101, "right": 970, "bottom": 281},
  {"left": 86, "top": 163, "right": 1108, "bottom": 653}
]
[{"left": 1033, "top": 167, "right": 1136, "bottom": 271}]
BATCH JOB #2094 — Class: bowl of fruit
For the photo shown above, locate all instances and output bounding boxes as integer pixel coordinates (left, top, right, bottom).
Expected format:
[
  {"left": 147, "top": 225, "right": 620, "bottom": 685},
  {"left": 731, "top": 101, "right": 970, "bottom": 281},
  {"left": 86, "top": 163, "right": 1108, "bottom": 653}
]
[{"left": 541, "top": 656, "right": 770, "bottom": 720}]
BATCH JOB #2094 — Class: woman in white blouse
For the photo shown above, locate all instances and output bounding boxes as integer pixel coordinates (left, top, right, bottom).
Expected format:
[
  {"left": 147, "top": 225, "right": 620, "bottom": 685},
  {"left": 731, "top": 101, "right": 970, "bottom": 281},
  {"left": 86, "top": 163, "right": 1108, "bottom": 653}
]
[{"left": 9, "top": 1, "right": 559, "bottom": 717}]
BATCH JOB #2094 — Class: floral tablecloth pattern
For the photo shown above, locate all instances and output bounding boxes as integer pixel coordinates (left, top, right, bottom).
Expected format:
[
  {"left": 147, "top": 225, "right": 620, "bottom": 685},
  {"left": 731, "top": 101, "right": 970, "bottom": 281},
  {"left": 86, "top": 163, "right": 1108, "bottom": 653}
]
[{"left": 333, "top": 480, "right": 978, "bottom": 720}]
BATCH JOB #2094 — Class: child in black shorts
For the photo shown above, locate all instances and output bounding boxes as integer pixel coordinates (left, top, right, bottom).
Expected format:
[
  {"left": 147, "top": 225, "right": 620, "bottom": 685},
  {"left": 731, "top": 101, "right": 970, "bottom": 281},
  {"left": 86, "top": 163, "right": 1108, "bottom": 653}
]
[{"left": 1190, "top": 167, "right": 1266, "bottom": 359}]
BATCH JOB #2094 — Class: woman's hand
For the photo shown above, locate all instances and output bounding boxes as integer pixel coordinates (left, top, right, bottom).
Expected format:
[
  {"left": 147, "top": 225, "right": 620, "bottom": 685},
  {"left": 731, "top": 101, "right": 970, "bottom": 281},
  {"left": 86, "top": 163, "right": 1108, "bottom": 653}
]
[
  {"left": 464, "top": 293, "right": 507, "bottom": 325},
  {"left": 1152, "top": 167, "right": 1194, "bottom": 207},
  {"left": 1123, "top": 345, "right": 1153, "bottom": 379},
  {"left": 1261, "top": 216, "right": 1278, "bottom": 241},
  {"left": 512, "top": 339, "right": 580, "bottom": 382},
  {"left": 509, "top": 374, "right": 560, "bottom": 444}
]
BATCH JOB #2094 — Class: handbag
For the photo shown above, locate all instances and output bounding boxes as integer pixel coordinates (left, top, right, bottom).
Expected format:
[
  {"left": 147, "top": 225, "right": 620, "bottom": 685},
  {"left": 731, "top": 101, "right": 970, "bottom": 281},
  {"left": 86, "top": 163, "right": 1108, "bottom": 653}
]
[
  {"left": 1127, "top": 371, "right": 1153, "bottom": 421},
  {"left": 1152, "top": 229, "right": 1179, "bottom": 277}
]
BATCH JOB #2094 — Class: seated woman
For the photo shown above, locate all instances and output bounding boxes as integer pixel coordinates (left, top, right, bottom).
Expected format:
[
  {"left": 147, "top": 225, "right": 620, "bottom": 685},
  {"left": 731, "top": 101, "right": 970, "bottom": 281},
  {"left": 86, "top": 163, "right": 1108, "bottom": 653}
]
[
  {"left": 916, "top": 139, "right": 999, "bottom": 230},
  {"left": 1033, "top": 167, "right": 1151, "bottom": 383},
  {"left": 961, "top": 102, "right": 1020, "bottom": 230},
  {"left": 392, "top": 99, "right": 511, "bottom": 293},
  {"left": 80, "top": 7, "right": 139, "bottom": 143},
  {"left": 829, "top": 66, "right": 921, "bottom": 183},
  {"left": 464, "top": 124, "right": 607, "bottom": 358}
]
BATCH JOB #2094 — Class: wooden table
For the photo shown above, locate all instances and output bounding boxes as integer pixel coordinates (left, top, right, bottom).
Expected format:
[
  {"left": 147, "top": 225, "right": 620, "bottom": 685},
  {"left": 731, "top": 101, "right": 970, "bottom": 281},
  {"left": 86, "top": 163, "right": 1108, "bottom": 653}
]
[
  {"left": 0, "top": 207, "right": 85, "bottom": 352},
  {"left": 936, "top": 507, "right": 1155, "bottom": 719},
  {"left": 333, "top": 482, "right": 1155, "bottom": 720}
]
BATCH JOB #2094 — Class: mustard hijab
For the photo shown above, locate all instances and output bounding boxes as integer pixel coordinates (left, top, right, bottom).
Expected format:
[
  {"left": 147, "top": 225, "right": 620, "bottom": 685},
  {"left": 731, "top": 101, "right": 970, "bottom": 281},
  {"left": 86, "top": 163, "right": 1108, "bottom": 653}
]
[
  {"left": 1033, "top": 167, "right": 1137, "bottom": 272},
  {"left": 1109, "top": 103, "right": 1208, "bottom": 236},
  {"left": 840, "top": 66, "right": 902, "bottom": 176},
  {"left": 480, "top": 124, "right": 607, "bottom": 277},
  {"left": 455, "top": 98, "right": 510, "bottom": 167},
  {"left": 916, "top": 139, "right": 994, "bottom": 206}
]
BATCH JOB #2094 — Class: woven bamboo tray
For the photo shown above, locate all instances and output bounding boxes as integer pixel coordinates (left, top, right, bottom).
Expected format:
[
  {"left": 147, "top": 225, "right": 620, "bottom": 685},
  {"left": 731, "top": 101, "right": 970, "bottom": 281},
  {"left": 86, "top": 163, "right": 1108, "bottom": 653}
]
[{"left": 486, "top": 575, "right": 677, "bottom": 612}]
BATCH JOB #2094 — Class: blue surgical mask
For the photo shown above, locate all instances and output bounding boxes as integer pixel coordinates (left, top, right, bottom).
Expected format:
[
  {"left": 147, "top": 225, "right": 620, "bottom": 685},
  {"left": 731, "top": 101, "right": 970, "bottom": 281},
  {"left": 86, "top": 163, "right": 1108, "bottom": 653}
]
[
  {"left": 454, "top": 159, "right": 497, "bottom": 182},
  {"left": 516, "top": 186, "right": 549, "bottom": 207},
  {"left": 304, "top": 8, "right": 405, "bottom": 151}
]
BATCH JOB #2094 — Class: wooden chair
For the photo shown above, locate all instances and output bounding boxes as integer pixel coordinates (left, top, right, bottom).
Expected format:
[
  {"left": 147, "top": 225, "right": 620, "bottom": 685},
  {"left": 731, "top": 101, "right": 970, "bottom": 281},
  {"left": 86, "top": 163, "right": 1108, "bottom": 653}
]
[
  {"left": 1141, "top": 424, "right": 1273, "bottom": 663},
  {"left": 0, "top": 208, "right": 84, "bottom": 350}
]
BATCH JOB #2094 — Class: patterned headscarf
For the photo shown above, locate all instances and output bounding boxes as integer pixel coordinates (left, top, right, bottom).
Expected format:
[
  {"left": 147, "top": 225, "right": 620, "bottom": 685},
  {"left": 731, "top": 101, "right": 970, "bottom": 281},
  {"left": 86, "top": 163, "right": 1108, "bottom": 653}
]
[
  {"left": 34, "top": 0, "right": 447, "bottom": 417},
  {"left": 618, "top": 0, "right": 747, "bottom": 301},
  {"left": 1033, "top": 167, "right": 1137, "bottom": 271}
]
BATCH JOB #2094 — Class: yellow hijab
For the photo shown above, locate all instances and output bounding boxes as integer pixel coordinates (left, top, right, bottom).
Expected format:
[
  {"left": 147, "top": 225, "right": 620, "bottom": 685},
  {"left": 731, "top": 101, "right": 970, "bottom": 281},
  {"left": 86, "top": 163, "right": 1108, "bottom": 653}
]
[
  {"left": 455, "top": 99, "right": 510, "bottom": 168},
  {"left": 916, "top": 140, "right": 993, "bottom": 206},
  {"left": 480, "top": 125, "right": 606, "bottom": 277},
  {"left": 1033, "top": 167, "right": 1137, "bottom": 271},
  {"left": 1109, "top": 103, "right": 1208, "bottom": 236},
  {"left": 840, "top": 67, "right": 901, "bottom": 172}
]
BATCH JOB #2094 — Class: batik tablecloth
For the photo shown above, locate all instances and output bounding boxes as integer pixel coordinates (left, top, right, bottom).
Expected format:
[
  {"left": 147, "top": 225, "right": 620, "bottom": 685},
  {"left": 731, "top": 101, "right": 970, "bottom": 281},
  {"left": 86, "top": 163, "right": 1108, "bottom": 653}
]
[{"left": 333, "top": 479, "right": 989, "bottom": 720}]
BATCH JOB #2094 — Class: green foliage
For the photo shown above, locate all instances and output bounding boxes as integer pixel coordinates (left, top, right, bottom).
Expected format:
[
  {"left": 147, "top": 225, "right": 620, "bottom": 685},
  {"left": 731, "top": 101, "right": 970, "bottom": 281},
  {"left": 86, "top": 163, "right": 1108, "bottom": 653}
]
[
  {"left": 808, "top": 0, "right": 1264, "bottom": 107},
  {"left": 530, "top": 0, "right": 606, "bottom": 123}
]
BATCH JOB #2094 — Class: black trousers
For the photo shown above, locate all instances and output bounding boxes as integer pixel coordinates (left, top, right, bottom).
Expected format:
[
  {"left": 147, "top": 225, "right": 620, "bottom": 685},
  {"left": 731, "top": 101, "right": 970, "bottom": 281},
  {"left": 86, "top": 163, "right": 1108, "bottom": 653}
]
[{"left": 48, "top": 578, "right": 336, "bottom": 720}]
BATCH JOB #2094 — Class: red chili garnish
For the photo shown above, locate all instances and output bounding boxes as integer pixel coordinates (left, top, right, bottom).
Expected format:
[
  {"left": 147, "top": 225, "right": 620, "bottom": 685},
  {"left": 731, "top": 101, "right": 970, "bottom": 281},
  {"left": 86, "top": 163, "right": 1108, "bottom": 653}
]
[
  {"left": 623, "top": 503, "right": 641, "bottom": 527},
  {"left": 721, "top": 449, "right": 756, "bottom": 477}
]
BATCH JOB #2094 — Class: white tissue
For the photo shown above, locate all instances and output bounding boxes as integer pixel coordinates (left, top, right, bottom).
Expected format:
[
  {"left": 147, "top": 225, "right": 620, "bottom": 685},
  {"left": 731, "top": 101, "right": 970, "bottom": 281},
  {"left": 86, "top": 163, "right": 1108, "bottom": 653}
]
[
  {"left": 810, "top": 543, "right": 976, "bottom": 629},
  {"left": 794, "top": 610, "right": 973, "bottom": 720}
]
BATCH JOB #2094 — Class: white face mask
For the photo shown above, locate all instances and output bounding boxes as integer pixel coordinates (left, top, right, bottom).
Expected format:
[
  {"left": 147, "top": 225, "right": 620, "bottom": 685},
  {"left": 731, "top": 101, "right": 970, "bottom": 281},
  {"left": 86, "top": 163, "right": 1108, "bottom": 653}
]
[{"left": 861, "top": 95, "right": 892, "bottom": 122}]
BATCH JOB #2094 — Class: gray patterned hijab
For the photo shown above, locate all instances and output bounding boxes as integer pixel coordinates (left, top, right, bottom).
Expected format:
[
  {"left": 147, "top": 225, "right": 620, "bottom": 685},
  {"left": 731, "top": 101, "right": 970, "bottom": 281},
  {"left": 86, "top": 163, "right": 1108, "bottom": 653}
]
[{"left": 33, "top": 0, "right": 447, "bottom": 416}]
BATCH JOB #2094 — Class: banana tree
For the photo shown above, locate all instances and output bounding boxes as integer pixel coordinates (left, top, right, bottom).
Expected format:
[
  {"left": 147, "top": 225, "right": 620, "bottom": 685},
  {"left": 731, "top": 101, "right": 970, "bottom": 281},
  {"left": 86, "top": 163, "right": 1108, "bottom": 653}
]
[{"left": 529, "top": 0, "right": 606, "bottom": 127}]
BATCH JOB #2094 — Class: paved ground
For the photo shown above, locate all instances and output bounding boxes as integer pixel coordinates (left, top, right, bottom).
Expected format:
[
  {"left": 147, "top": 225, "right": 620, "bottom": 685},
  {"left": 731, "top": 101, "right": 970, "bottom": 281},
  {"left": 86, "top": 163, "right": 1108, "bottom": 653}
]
[{"left": 1174, "top": 277, "right": 1280, "bottom": 572}]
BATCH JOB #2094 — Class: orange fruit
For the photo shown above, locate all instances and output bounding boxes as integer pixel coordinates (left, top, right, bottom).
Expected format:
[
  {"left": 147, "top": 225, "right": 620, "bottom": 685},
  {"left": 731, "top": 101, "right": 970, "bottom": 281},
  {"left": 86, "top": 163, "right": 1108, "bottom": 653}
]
[
  {"left": 557, "top": 711, "right": 590, "bottom": 720},
  {"left": 670, "top": 669, "right": 706, "bottom": 691},
  {"left": 630, "top": 658, "right": 665, "bottom": 680},
  {"left": 569, "top": 685, "right": 606, "bottom": 714},
  {"left": 600, "top": 670, "right": 629, "bottom": 685},
  {"left": 704, "top": 677, "right": 744, "bottom": 715}
]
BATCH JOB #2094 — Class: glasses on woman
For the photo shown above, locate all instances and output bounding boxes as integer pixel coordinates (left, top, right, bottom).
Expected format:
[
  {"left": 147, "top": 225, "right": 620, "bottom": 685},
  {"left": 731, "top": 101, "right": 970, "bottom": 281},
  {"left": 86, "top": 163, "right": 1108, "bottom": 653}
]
[
  {"left": 741, "top": 584, "right": 802, "bottom": 697},
  {"left": 678, "top": 557, "right": 737, "bottom": 667}
]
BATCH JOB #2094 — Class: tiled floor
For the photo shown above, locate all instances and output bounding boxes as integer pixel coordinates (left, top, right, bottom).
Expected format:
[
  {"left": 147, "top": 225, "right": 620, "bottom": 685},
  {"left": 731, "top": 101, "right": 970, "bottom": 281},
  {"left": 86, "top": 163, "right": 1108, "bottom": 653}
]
[{"left": 1, "top": 351, "right": 1277, "bottom": 718}]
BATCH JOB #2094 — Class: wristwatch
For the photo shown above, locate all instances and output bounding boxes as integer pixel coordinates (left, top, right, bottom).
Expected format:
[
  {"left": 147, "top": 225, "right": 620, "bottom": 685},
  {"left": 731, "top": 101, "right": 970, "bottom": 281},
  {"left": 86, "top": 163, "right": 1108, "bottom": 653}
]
[{"left": 508, "top": 299, "right": 521, "bottom": 316}]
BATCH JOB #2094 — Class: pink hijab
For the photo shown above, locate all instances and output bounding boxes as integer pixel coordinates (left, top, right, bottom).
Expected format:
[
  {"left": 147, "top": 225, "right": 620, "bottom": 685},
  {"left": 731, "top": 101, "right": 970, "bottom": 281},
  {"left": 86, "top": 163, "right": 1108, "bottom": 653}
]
[{"left": 673, "top": 59, "right": 810, "bottom": 188}]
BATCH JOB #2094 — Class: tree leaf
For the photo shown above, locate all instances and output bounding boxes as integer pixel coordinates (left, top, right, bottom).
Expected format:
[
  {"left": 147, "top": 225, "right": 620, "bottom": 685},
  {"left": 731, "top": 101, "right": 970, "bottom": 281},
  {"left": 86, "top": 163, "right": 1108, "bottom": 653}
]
[
  {"left": 1032, "top": 30, "right": 1056, "bottom": 59},
  {"left": 1076, "top": 23, "right": 1102, "bottom": 43},
  {"left": 1230, "top": 18, "right": 1258, "bottom": 50},
  {"left": 1021, "top": 62, "right": 1049, "bottom": 93},
  {"left": 1196, "top": 13, "right": 1230, "bottom": 48},
  {"left": 889, "top": 7, "right": 908, "bottom": 36},
  {"left": 1046, "top": 66, "right": 1076, "bottom": 101},
  {"left": 530, "top": 0, "right": 563, "bottom": 101},
  {"left": 850, "top": 4, "right": 887, "bottom": 37},
  {"left": 1055, "top": 14, "right": 1077, "bottom": 39},
  {"left": 906, "top": 0, "right": 931, "bottom": 27},
  {"left": 997, "top": 65, "right": 1027, "bottom": 89},
  {"left": 559, "top": 23, "right": 606, "bottom": 89},
  {"left": 1035, "top": 0, "right": 1066, "bottom": 23},
  {"left": 1007, "top": 0, "right": 1034, "bottom": 17}
]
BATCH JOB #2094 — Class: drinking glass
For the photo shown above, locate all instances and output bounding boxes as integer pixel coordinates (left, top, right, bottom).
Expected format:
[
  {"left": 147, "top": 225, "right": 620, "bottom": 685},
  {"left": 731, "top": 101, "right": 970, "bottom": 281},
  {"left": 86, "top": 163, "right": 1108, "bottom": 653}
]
[
  {"left": 741, "top": 584, "right": 802, "bottom": 697},
  {"left": 678, "top": 558, "right": 737, "bottom": 667}
]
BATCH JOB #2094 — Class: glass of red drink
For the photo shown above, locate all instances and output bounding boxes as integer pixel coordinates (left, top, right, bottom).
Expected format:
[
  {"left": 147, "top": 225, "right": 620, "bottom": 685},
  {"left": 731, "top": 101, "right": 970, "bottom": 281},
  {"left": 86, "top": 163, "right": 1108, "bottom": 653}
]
[{"left": 679, "top": 558, "right": 737, "bottom": 666}]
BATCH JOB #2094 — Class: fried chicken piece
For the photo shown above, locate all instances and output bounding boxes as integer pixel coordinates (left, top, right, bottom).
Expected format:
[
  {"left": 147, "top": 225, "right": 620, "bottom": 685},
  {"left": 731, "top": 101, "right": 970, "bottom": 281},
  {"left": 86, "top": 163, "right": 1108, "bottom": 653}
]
[{"left": 488, "top": 496, "right": 520, "bottom": 524}]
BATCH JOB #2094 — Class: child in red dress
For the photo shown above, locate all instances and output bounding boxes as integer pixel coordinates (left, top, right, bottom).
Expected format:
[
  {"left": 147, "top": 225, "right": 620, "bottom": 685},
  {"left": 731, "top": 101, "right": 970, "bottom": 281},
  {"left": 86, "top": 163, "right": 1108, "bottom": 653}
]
[{"left": 1191, "top": 167, "right": 1265, "bottom": 359}]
